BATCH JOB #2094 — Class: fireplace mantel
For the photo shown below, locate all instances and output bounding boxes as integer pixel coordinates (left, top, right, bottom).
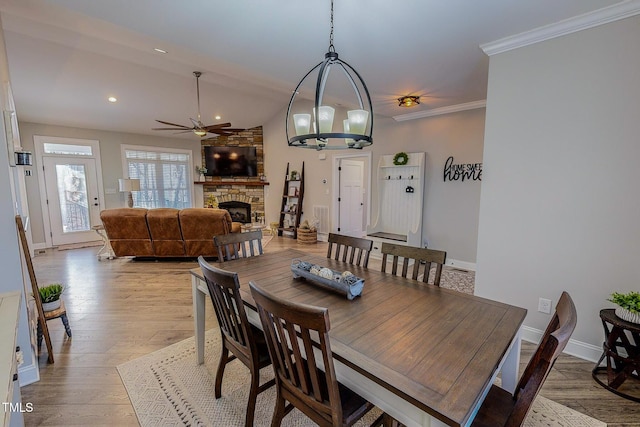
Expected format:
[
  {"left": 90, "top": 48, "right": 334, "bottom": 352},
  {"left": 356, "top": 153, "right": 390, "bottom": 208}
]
[{"left": 194, "top": 181, "right": 270, "bottom": 187}]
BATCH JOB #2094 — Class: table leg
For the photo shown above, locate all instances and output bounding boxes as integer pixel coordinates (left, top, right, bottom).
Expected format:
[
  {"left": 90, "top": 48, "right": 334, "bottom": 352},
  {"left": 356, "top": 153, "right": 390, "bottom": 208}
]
[
  {"left": 192, "top": 275, "right": 206, "bottom": 365},
  {"left": 500, "top": 328, "right": 522, "bottom": 393}
]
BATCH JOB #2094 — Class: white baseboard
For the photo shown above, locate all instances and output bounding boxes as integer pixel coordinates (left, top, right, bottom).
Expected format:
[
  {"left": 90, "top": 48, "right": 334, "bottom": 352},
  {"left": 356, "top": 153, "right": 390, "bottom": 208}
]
[
  {"left": 521, "top": 325, "right": 602, "bottom": 363},
  {"left": 32, "top": 242, "right": 46, "bottom": 251},
  {"left": 445, "top": 259, "right": 476, "bottom": 272},
  {"left": 18, "top": 362, "right": 40, "bottom": 387}
]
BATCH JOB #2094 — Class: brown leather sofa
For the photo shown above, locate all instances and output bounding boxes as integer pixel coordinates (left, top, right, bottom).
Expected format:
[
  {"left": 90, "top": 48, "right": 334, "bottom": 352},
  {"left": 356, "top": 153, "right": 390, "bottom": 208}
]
[{"left": 100, "top": 208, "right": 242, "bottom": 258}]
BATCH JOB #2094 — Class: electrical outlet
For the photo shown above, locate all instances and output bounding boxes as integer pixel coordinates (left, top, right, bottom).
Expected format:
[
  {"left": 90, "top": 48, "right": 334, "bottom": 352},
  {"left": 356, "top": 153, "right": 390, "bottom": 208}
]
[{"left": 538, "top": 298, "right": 552, "bottom": 314}]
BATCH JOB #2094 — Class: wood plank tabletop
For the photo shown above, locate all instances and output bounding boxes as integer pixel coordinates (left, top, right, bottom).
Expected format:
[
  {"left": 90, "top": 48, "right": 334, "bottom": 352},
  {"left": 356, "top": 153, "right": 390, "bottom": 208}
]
[{"left": 193, "top": 248, "right": 527, "bottom": 426}]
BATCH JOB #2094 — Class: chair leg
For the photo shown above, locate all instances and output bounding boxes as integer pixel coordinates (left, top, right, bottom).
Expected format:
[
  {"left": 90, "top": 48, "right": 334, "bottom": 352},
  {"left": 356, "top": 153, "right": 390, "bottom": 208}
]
[
  {"left": 60, "top": 313, "right": 72, "bottom": 337},
  {"left": 371, "top": 413, "right": 402, "bottom": 427},
  {"left": 37, "top": 321, "right": 43, "bottom": 351},
  {"left": 214, "top": 347, "right": 229, "bottom": 399},
  {"left": 270, "top": 393, "right": 286, "bottom": 427},
  {"left": 245, "top": 369, "right": 260, "bottom": 427}
]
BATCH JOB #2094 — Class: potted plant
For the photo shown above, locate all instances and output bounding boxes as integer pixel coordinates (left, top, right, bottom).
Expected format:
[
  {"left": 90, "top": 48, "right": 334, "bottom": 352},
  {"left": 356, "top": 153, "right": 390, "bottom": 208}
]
[
  {"left": 609, "top": 291, "right": 640, "bottom": 324},
  {"left": 196, "top": 166, "right": 207, "bottom": 181},
  {"left": 290, "top": 170, "right": 298, "bottom": 180},
  {"left": 38, "top": 283, "right": 65, "bottom": 311},
  {"left": 206, "top": 194, "right": 219, "bottom": 208}
]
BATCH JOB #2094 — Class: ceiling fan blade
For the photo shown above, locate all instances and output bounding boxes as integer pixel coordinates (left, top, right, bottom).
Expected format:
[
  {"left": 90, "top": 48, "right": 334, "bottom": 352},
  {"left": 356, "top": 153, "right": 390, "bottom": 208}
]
[
  {"left": 203, "top": 125, "right": 245, "bottom": 133},
  {"left": 203, "top": 122, "right": 232, "bottom": 129},
  {"left": 156, "top": 119, "right": 191, "bottom": 129},
  {"left": 152, "top": 127, "right": 190, "bottom": 130},
  {"left": 218, "top": 128, "right": 246, "bottom": 132}
]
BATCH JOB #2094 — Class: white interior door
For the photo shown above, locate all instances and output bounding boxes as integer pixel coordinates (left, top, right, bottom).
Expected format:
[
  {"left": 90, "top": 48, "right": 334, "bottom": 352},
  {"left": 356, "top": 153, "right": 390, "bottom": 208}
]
[
  {"left": 43, "top": 156, "right": 101, "bottom": 245},
  {"left": 338, "top": 159, "right": 365, "bottom": 237}
]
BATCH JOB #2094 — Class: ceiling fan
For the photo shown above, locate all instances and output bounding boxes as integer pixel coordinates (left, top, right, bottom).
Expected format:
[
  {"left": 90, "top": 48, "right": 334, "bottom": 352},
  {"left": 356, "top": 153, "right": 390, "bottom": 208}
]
[{"left": 153, "top": 71, "right": 244, "bottom": 137}]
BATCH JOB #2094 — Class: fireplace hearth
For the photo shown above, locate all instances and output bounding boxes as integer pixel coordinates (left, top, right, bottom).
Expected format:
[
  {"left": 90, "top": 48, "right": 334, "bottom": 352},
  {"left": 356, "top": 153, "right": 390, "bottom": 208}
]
[{"left": 219, "top": 201, "right": 251, "bottom": 224}]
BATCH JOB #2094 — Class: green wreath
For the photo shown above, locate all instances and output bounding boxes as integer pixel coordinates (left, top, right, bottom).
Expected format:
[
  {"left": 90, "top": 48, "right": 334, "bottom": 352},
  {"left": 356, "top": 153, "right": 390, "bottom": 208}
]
[{"left": 393, "top": 152, "right": 409, "bottom": 165}]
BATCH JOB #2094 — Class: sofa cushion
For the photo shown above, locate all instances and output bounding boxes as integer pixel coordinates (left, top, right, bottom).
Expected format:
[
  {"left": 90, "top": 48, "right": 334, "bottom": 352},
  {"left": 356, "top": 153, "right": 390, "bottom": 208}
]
[
  {"left": 100, "top": 208, "right": 154, "bottom": 256},
  {"left": 147, "top": 208, "right": 185, "bottom": 256},
  {"left": 179, "top": 208, "right": 233, "bottom": 257}
]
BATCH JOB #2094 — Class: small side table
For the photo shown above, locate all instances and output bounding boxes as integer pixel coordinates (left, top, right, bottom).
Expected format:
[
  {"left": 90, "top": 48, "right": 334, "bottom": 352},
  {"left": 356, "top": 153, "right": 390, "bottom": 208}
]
[
  {"left": 92, "top": 224, "right": 115, "bottom": 260},
  {"left": 241, "top": 223, "right": 267, "bottom": 233},
  {"left": 592, "top": 308, "right": 640, "bottom": 402}
]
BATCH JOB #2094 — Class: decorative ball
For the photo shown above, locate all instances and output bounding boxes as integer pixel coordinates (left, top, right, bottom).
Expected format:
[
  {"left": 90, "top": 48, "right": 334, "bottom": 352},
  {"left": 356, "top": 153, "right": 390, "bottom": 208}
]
[
  {"left": 341, "top": 271, "right": 353, "bottom": 278},
  {"left": 319, "top": 268, "right": 334, "bottom": 280},
  {"left": 340, "top": 274, "right": 358, "bottom": 285},
  {"left": 310, "top": 265, "right": 322, "bottom": 275},
  {"left": 298, "top": 261, "right": 312, "bottom": 271}
]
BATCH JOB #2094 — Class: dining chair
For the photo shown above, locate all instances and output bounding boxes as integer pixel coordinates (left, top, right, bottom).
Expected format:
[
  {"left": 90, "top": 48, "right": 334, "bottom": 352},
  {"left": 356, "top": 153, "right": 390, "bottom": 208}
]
[
  {"left": 327, "top": 233, "right": 373, "bottom": 268},
  {"left": 471, "top": 291, "right": 577, "bottom": 426},
  {"left": 214, "top": 229, "right": 263, "bottom": 262},
  {"left": 249, "top": 280, "right": 375, "bottom": 427},
  {"left": 197, "top": 257, "right": 274, "bottom": 427},
  {"left": 380, "top": 243, "right": 447, "bottom": 286}
]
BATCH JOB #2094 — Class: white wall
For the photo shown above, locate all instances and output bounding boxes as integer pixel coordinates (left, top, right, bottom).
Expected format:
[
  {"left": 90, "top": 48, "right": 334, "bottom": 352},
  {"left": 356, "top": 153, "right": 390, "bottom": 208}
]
[
  {"left": 18, "top": 122, "right": 201, "bottom": 245},
  {"left": 476, "top": 15, "right": 640, "bottom": 350},
  {"left": 0, "top": 15, "right": 37, "bottom": 386},
  {"left": 264, "top": 106, "right": 485, "bottom": 264}
]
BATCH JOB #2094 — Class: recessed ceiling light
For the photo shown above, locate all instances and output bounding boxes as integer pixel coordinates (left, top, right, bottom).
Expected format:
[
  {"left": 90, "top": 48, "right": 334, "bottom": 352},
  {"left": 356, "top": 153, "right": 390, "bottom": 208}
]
[
  {"left": 108, "top": 96, "right": 117, "bottom": 103},
  {"left": 215, "top": 115, "right": 221, "bottom": 120},
  {"left": 154, "top": 48, "right": 168, "bottom": 54}
]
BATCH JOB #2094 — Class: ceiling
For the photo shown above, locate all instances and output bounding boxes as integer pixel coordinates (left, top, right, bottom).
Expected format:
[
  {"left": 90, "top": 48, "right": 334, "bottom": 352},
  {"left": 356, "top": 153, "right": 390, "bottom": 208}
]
[{"left": 0, "top": 0, "right": 622, "bottom": 139}]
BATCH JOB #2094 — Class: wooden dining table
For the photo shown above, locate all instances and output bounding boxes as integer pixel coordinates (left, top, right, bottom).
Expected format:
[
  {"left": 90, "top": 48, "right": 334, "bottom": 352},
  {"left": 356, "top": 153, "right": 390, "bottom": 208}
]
[{"left": 190, "top": 248, "right": 527, "bottom": 427}]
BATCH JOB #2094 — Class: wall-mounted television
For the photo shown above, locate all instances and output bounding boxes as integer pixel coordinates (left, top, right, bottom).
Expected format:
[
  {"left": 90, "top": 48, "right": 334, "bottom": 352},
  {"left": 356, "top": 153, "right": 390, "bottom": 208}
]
[{"left": 204, "top": 146, "right": 258, "bottom": 177}]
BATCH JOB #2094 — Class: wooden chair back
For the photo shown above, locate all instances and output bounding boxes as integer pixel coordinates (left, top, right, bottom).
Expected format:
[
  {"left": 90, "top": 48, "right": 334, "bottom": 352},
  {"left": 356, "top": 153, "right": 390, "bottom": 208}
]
[
  {"left": 198, "top": 257, "right": 258, "bottom": 364},
  {"left": 249, "top": 281, "right": 344, "bottom": 426},
  {"left": 381, "top": 243, "right": 447, "bottom": 285},
  {"left": 509, "top": 291, "right": 577, "bottom": 425},
  {"left": 326, "top": 233, "right": 373, "bottom": 268},
  {"left": 214, "top": 230, "right": 263, "bottom": 262},
  {"left": 472, "top": 291, "right": 577, "bottom": 427}
]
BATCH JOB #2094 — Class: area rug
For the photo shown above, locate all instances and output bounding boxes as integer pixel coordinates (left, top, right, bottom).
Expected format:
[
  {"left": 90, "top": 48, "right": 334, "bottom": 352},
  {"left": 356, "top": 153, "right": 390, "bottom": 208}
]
[
  {"left": 118, "top": 329, "right": 606, "bottom": 427},
  {"left": 261, "top": 233, "right": 273, "bottom": 248}
]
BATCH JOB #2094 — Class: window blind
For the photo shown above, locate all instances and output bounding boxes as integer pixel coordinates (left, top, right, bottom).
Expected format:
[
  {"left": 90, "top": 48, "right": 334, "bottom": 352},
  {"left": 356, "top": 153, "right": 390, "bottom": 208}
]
[{"left": 124, "top": 148, "right": 192, "bottom": 208}]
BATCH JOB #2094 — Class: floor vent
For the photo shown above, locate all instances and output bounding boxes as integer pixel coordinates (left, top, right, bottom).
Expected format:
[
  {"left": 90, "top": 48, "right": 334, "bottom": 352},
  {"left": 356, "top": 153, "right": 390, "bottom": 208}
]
[{"left": 312, "top": 205, "right": 329, "bottom": 234}]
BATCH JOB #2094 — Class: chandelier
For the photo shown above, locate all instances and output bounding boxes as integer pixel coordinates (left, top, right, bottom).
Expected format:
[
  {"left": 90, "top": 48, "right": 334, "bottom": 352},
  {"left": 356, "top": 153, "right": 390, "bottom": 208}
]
[{"left": 286, "top": 0, "right": 373, "bottom": 150}]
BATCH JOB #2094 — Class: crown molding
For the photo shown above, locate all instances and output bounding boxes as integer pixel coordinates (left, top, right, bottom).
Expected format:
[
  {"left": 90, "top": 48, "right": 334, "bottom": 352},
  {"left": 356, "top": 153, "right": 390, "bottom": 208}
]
[
  {"left": 393, "top": 100, "right": 486, "bottom": 122},
  {"left": 481, "top": 0, "right": 640, "bottom": 56}
]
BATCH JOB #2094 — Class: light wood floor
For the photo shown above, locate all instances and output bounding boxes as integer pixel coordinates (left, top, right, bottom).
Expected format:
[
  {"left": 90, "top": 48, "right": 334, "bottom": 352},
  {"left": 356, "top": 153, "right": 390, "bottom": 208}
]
[{"left": 21, "top": 237, "right": 639, "bottom": 426}]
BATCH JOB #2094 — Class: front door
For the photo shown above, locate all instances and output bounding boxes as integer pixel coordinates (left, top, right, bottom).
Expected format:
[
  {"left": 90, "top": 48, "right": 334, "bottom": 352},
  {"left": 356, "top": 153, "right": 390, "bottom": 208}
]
[
  {"left": 338, "top": 159, "right": 365, "bottom": 237},
  {"left": 42, "top": 156, "right": 102, "bottom": 245}
]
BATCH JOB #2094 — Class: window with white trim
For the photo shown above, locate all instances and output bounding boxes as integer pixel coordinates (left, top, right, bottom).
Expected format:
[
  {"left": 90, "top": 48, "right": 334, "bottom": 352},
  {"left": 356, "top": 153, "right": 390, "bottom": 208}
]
[{"left": 123, "top": 146, "right": 192, "bottom": 208}]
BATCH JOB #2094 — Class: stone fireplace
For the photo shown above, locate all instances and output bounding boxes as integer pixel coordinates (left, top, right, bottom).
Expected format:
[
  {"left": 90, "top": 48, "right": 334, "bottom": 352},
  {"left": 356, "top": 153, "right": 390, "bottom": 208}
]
[
  {"left": 199, "top": 126, "right": 266, "bottom": 224},
  {"left": 219, "top": 200, "right": 251, "bottom": 224}
]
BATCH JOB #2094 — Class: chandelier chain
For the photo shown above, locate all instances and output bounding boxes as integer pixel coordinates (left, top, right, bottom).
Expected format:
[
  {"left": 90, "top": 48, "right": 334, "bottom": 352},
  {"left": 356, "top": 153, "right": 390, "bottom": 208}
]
[{"left": 328, "top": 0, "right": 335, "bottom": 52}]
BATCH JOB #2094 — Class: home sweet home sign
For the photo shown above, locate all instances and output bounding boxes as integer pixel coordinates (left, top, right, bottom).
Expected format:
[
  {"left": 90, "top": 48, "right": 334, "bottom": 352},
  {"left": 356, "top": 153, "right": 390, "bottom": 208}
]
[{"left": 443, "top": 156, "right": 482, "bottom": 182}]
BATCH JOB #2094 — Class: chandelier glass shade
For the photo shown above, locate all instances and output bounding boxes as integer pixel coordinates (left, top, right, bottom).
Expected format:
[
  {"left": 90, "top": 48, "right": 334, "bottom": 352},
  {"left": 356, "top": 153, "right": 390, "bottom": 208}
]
[{"left": 286, "top": 1, "right": 373, "bottom": 150}]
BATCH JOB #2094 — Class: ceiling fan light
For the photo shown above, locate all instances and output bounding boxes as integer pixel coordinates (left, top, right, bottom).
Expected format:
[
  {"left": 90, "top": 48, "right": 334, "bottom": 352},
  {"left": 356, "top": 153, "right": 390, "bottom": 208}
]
[
  {"left": 398, "top": 95, "right": 420, "bottom": 107},
  {"left": 193, "top": 129, "right": 207, "bottom": 137}
]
